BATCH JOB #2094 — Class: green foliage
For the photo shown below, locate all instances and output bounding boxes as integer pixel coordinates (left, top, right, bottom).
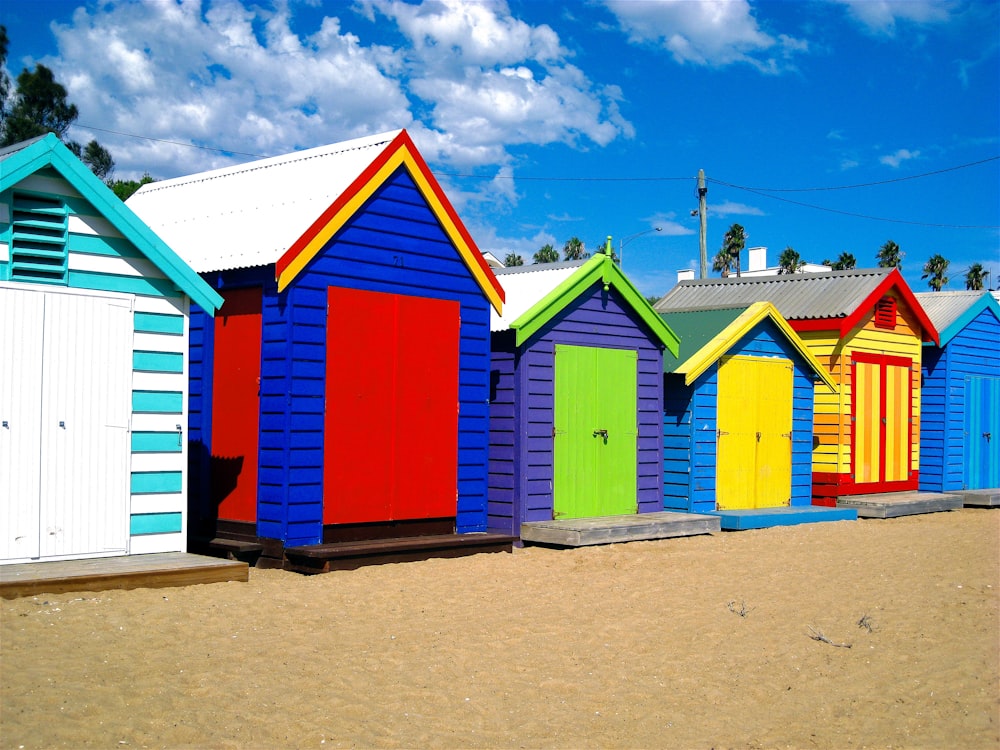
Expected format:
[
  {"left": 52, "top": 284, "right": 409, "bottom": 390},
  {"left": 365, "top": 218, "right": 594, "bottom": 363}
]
[
  {"left": 876, "top": 240, "right": 903, "bottom": 270},
  {"left": 777, "top": 246, "right": 805, "bottom": 274},
  {"left": 503, "top": 252, "right": 524, "bottom": 267},
  {"left": 562, "top": 236, "right": 588, "bottom": 261},
  {"left": 533, "top": 243, "right": 559, "bottom": 264},
  {"left": 109, "top": 172, "right": 155, "bottom": 201},
  {"left": 714, "top": 223, "right": 746, "bottom": 277},
  {"left": 645, "top": 294, "right": 662, "bottom": 307},
  {"left": 964, "top": 262, "right": 990, "bottom": 291},
  {"left": 829, "top": 252, "right": 856, "bottom": 271},
  {"left": 0, "top": 27, "right": 10, "bottom": 119},
  {"left": 921, "top": 253, "right": 950, "bottom": 291}
]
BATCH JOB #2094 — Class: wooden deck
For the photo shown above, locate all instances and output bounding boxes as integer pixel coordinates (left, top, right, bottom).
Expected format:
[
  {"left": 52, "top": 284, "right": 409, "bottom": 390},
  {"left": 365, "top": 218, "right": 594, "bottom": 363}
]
[
  {"left": 283, "top": 532, "right": 516, "bottom": 574},
  {"left": 835, "top": 491, "right": 964, "bottom": 519},
  {"left": 954, "top": 489, "right": 1000, "bottom": 508},
  {"left": 713, "top": 506, "right": 857, "bottom": 531},
  {"left": 520, "top": 511, "right": 720, "bottom": 547},
  {"left": 0, "top": 552, "right": 249, "bottom": 600}
]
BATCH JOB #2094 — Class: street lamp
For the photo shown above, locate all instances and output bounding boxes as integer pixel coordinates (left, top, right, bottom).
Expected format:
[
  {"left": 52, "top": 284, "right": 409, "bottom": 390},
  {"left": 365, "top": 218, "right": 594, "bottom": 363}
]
[{"left": 619, "top": 227, "right": 662, "bottom": 270}]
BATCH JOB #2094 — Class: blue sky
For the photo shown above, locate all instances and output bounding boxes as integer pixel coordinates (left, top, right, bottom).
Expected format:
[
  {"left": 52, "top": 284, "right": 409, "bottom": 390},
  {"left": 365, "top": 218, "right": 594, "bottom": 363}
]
[{"left": 3, "top": 0, "right": 998, "bottom": 296}]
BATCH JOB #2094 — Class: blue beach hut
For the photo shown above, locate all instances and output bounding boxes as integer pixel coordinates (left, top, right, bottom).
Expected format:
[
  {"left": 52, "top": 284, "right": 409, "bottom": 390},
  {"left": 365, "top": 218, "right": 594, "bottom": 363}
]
[
  {"left": 128, "top": 130, "right": 510, "bottom": 570},
  {"left": 487, "top": 246, "right": 681, "bottom": 539},
  {"left": 1, "top": 134, "right": 222, "bottom": 564},
  {"left": 658, "top": 302, "right": 854, "bottom": 530},
  {"left": 916, "top": 291, "right": 1000, "bottom": 505}
]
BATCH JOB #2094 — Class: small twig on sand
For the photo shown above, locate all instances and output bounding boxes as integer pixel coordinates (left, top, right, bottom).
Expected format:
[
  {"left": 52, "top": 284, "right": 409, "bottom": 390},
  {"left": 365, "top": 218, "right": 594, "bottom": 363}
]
[
  {"left": 727, "top": 600, "right": 753, "bottom": 618},
  {"left": 806, "top": 625, "right": 852, "bottom": 648},
  {"left": 857, "top": 613, "right": 875, "bottom": 632}
]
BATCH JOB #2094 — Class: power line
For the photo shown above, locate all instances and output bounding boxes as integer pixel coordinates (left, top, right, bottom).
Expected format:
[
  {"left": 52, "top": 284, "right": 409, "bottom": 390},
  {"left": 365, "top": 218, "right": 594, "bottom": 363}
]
[{"left": 78, "top": 124, "right": 272, "bottom": 159}]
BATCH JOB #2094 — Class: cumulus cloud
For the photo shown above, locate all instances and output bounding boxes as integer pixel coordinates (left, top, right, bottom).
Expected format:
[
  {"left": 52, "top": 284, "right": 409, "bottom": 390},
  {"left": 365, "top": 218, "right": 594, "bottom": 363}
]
[
  {"left": 43, "top": 0, "right": 632, "bottom": 195},
  {"left": 831, "top": 0, "right": 954, "bottom": 36},
  {"left": 712, "top": 200, "right": 765, "bottom": 217},
  {"left": 879, "top": 148, "right": 922, "bottom": 167},
  {"left": 603, "top": 0, "right": 808, "bottom": 73}
]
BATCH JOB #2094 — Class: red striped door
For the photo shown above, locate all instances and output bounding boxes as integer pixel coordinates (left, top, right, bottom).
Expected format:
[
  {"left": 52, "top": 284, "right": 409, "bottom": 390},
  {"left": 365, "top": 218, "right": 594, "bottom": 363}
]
[
  {"left": 211, "top": 287, "right": 262, "bottom": 523},
  {"left": 324, "top": 287, "right": 459, "bottom": 524}
]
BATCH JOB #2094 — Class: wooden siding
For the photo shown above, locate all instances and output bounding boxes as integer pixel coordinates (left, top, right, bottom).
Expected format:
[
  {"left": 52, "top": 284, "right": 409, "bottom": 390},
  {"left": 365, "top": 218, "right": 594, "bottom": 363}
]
[
  {"left": 1, "top": 170, "right": 191, "bottom": 557},
  {"left": 920, "top": 306, "right": 1000, "bottom": 492},
  {"left": 487, "top": 335, "right": 517, "bottom": 534},
  {"left": 191, "top": 170, "right": 494, "bottom": 547},
  {"left": 496, "top": 285, "right": 663, "bottom": 526},
  {"left": 800, "top": 293, "right": 923, "bottom": 484},
  {"left": 662, "top": 318, "right": 818, "bottom": 513}
]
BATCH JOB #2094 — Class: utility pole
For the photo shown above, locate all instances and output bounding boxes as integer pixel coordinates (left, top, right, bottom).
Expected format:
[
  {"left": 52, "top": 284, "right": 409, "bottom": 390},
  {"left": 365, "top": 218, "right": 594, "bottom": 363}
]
[{"left": 698, "top": 169, "right": 708, "bottom": 279}]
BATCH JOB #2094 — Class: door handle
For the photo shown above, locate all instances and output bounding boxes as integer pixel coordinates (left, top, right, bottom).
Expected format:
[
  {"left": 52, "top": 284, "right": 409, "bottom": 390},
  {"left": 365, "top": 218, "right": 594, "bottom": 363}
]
[
  {"left": 593, "top": 429, "right": 608, "bottom": 439},
  {"left": 986, "top": 432, "right": 992, "bottom": 443}
]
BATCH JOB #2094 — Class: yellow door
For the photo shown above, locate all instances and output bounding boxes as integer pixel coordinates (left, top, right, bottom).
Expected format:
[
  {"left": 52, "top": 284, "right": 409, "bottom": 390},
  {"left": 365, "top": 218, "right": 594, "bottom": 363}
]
[
  {"left": 883, "top": 363, "right": 909, "bottom": 483},
  {"left": 717, "top": 356, "right": 793, "bottom": 510},
  {"left": 853, "top": 360, "right": 881, "bottom": 484},
  {"left": 852, "top": 355, "right": 912, "bottom": 487}
]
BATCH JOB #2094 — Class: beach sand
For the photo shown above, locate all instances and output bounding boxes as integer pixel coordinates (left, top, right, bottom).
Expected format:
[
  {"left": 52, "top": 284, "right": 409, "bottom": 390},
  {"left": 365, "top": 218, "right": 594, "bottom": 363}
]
[{"left": 2, "top": 508, "right": 998, "bottom": 749}]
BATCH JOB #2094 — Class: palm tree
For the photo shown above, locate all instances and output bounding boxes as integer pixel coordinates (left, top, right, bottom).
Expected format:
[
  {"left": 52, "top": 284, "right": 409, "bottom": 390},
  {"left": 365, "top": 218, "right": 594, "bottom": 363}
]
[
  {"left": 533, "top": 243, "right": 559, "bottom": 264},
  {"left": 877, "top": 240, "right": 903, "bottom": 269},
  {"left": 964, "top": 262, "right": 990, "bottom": 291},
  {"left": 921, "top": 254, "right": 950, "bottom": 291},
  {"left": 562, "top": 237, "right": 587, "bottom": 261},
  {"left": 714, "top": 223, "right": 746, "bottom": 277},
  {"left": 777, "top": 246, "right": 806, "bottom": 274},
  {"left": 503, "top": 252, "right": 524, "bottom": 267},
  {"left": 829, "top": 252, "right": 856, "bottom": 270}
]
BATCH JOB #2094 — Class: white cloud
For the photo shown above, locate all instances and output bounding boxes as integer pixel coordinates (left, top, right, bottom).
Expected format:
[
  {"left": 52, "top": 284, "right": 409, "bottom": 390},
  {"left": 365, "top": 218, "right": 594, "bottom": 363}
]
[
  {"left": 831, "top": 0, "right": 954, "bottom": 36},
  {"left": 603, "top": 0, "right": 808, "bottom": 73},
  {"left": 712, "top": 200, "right": 765, "bottom": 217},
  {"left": 879, "top": 148, "right": 922, "bottom": 167}
]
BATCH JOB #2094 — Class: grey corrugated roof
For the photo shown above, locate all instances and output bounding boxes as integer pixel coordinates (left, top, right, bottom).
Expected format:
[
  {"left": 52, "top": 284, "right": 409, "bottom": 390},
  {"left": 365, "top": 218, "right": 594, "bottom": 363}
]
[
  {"left": 914, "top": 291, "right": 986, "bottom": 333},
  {"left": 491, "top": 260, "right": 587, "bottom": 331},
  {"left": 0, "top": 135, "right": 47, "bottom": 161},
  {"left": 653, "top": 268, "right": 892, "bottom": 320}
]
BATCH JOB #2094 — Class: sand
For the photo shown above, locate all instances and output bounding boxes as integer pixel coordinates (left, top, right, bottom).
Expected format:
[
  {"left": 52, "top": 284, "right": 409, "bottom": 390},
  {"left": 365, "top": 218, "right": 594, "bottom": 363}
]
[{"left": 1, "top": 508, "right": 998, "bottom": 750}]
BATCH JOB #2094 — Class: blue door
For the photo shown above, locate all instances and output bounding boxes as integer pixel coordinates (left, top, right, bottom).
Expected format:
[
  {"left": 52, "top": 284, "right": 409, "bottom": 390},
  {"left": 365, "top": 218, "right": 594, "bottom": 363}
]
[{"left": 966, "top": 376, "right": 1000, "bottom": 490}]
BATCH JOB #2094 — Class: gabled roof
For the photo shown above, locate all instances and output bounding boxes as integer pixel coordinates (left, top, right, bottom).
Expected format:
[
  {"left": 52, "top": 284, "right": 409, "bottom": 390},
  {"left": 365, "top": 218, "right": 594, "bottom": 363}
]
[
  {"left": 128, "top": 129, "right": 504, "bottom": 313},
  {"left": 1, "top": 133, "right": 222, "bottom": 314},
  {"left": 492, "top": 250, "right": 679, "bottom": 355},
  {"left": 655, "top": 267, "right": 938, "bottom": 344},
  {"left": 915, "top": 290, "right": 1000, "bottom": 346},
  {"left": 659, "top": 301, "right": 835, "bottom": 387}
]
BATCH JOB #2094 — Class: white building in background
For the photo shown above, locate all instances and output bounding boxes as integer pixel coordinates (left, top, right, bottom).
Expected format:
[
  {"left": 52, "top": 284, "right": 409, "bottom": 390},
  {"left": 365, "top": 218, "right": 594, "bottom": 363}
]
[{"left": 676, "top": 247, "right": 831, "bottom": 284}]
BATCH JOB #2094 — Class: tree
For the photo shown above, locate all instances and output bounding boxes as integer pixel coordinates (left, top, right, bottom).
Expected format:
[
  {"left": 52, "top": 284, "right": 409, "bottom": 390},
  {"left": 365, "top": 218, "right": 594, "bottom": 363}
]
[
  {"left": 645, "top": 294, "right": 662, "bottom": 307},
  {"left": 876, "top": 240, "right": 903, "bottom": 269},
  {"left": 533, "top": 243, "right": 559, "bottom": 264},
  {"left": 829, "top": 252, "right": 856, "bottom": 271},
  {"left": 562, "top": 237, "right": 587, "bottom": 261},
  {"left": 0, "top": 27, "right": 10, "bottom": 121},
  {"left": 110, "top": 172, "right": 155, "bottom": 201},
  {"left": 714, "top": 223, "right": 746, "bottom": 277},
  {"left": 921, "top": 253, "right": 950, "bottom": 291},
  {"left": 964, "top": 262, "right": 990, "bottom": 291},
  {"left": 503, "top": 252, "right": 524, "bottom": 267},
  {"left": 1, "top": 33, "right": 115, "bottom": 180},
  {"left": 777, "top": 246, "right": 805, "bottom": 274}
]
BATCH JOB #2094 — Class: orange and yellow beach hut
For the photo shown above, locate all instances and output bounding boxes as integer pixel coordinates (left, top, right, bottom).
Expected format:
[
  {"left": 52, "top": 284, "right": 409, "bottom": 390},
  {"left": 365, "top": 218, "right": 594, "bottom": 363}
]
[{"left": 655, "top": 269, "right": 939, "bottom": 506}]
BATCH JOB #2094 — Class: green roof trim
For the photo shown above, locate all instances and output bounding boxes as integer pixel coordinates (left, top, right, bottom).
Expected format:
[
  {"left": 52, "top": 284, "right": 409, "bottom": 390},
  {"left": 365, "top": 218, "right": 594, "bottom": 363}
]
[
  {"left": 0, "top": 133, "right": 223, "bottom": 315},
  {"left": 509, "top": 250, "right": 680, "bottom": 355}
]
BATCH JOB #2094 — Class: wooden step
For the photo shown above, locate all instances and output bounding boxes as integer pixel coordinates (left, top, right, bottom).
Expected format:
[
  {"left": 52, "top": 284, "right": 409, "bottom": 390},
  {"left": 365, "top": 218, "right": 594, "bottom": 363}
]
[
  {"left": 190, "top": 537, "right": 264, "bottom": 562},
  {"left": 283, "top": 533, "right": 515, "bottom": 574}
]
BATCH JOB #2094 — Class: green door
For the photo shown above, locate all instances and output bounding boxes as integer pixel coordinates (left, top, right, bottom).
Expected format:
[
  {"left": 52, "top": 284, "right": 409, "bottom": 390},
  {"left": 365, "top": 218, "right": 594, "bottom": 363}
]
[{"left": 553, "top": 344, "right": 637, "bottom": 519}]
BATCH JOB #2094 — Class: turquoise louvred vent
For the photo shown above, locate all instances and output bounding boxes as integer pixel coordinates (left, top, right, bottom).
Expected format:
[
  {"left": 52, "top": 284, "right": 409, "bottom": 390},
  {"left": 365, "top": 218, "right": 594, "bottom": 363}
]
[{"left": 10, "top": 192, "right": 69, "bottom": 284}]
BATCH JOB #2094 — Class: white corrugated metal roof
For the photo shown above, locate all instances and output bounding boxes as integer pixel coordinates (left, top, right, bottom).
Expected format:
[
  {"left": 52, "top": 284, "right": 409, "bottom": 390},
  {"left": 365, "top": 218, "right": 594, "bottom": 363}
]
[
  {"left": 126, "top": 130, "right": 401, "bottom": 273},
  {"left": 914, "top": 290, "right": 986, "bottom": 333},
  {"left": 490, "top": 260, "right": 586, "bottom": 331},
  {"left": 654, "top": 268, "right": 892, "bottom": 320}
]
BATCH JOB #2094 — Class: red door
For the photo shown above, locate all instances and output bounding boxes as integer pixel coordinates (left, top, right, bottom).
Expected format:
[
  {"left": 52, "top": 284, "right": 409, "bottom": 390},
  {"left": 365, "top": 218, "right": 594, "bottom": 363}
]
[
  {"left": 324, "top": 287, "right": 459, "bottom": 524},
  {"left": 211, "top": 287, "right": 263, "bottom": 522}
]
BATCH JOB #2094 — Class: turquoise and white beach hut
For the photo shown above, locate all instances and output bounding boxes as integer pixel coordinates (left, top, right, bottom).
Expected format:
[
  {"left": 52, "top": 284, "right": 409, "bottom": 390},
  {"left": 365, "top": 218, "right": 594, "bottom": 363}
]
[{"left": 0, "top": 134, "right": 222, "bottom": 564}]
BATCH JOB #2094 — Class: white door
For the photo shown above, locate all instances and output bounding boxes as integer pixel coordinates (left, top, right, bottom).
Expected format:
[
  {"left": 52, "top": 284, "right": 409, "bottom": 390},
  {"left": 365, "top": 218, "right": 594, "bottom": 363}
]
[
  {"left": 1, "top": 286, "right": 132, "bottom": 563},
  {"left": 1, "top": 288, "right": 45, "bottom": 560}
]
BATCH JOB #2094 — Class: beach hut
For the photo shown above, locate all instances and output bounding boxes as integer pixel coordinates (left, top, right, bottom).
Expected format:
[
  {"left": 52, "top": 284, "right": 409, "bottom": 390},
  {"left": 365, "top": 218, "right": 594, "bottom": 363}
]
[
  {"left": 658, "top": 302, "right": 854, "bottom": 529},
  {"left": 488, "top": 247, "right": 689, "bottom": 543},
  {"left": 1, "top": 134, "right": 222, "bottom": 565},
  {"left": 128, "top": 130, "right": 510, "bottom": 569},
  {"left": 655, "top": 269, "right": 949, "bottom": 513},
  {"left": 916, "top": 290, "right": 1000, "bottom": 505}
]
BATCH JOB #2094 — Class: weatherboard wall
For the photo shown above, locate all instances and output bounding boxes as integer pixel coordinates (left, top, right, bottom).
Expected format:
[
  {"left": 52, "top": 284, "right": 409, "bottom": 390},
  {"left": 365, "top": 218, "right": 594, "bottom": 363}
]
[
  {"left": 919, "top": 306, "right": 1000, "bottom": 492},
  {"left": 662, "top": 317, "right": 818, "bottom": 513},
  {"left": 1, "top": 167, "right": 193, "bottom": 559},
  {"left": 189, "top": 169, "right": 493, "bottom": 547},
  {"left": 487, "top": 284, "right": 664, "bottom": 535},
  {"left": 798, "top": 290, "right": 924, "bottom": 501}
]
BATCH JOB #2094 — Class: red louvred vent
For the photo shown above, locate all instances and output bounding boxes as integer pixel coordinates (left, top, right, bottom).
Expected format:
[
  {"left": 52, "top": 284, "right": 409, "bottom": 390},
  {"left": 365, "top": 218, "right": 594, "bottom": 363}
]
[{"left": 874, "top": 296, "right": 897, "bottom": 329}]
